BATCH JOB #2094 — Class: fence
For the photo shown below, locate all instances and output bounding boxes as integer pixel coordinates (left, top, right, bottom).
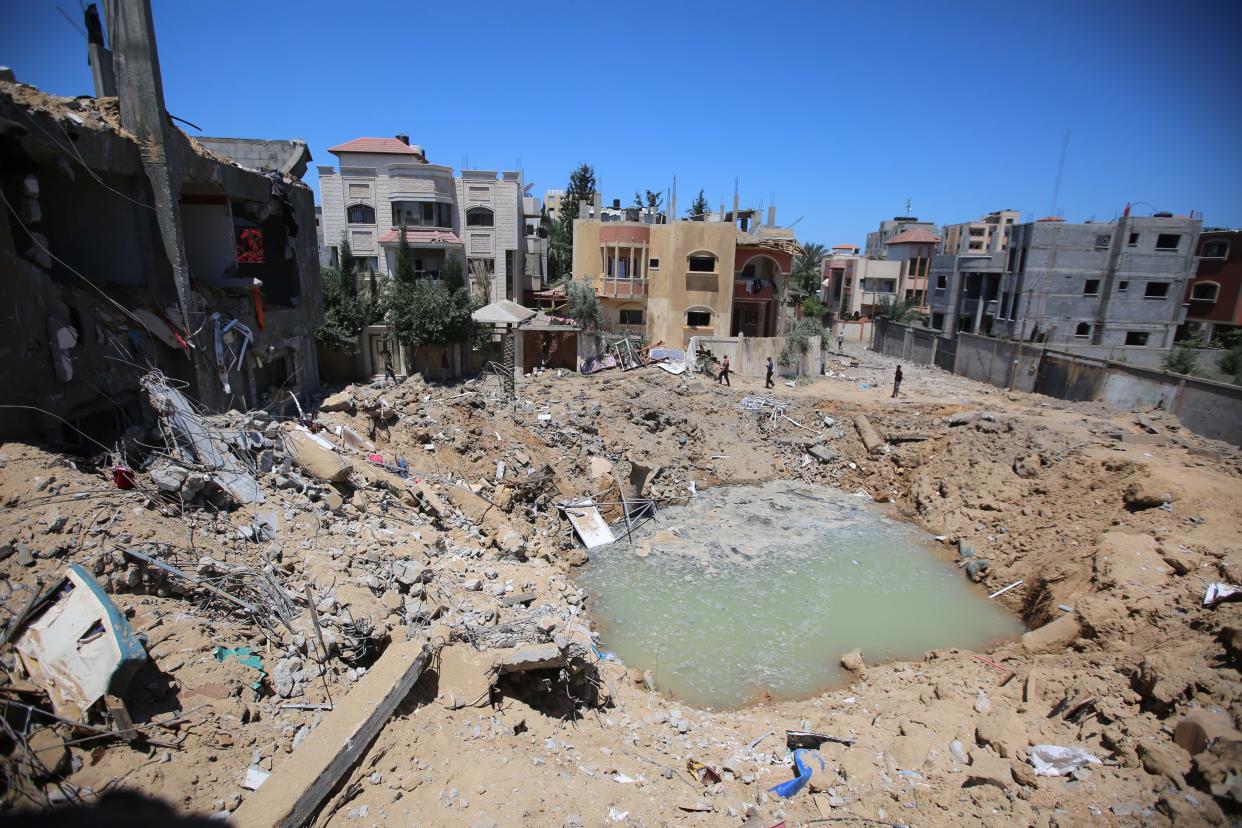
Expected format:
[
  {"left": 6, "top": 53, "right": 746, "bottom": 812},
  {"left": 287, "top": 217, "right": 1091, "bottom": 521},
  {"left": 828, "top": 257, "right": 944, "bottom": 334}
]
[
  {"left": 688, "top": 335, "right": 822, "bottom": 378},
  {"left": 874, "top": 320, "right": 1242, "bottom": 446}
]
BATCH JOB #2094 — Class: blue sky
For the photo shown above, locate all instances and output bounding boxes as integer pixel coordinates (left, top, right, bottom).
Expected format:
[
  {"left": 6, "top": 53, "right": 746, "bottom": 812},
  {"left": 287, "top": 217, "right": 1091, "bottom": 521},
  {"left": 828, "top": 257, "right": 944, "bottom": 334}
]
[{"left": 4, "top": 0, "right": 1239, "bottom": 246}]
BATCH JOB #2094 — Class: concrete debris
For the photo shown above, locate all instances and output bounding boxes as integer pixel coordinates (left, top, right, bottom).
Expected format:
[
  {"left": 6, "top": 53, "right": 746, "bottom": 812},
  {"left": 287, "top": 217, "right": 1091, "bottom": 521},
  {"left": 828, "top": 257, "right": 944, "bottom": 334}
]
[{"left": 284, "top": 429, "right": 351, "bottom": 482}]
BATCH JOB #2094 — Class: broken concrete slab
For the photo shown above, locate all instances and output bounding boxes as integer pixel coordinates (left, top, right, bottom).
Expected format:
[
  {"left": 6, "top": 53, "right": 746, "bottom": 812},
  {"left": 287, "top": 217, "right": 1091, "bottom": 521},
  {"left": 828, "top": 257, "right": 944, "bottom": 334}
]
[
  {"left": 808, "top": 444, "right": 838, "bottom": 464},
  {"left": 853, "top": 415, "right": 884, "bottom": 455},
  {"left": 1174, "top": 710, "right": 1242, "bottom": 756},
  {"left": 1022, "top": 613, "right": 1081, "bottom": 655},
  {"left": 232, "top": 639, "right": 432, "bottom": 828},
  {"left": 437, "top": 645, "right": 495, "bottom": 709},
  {"left": 495, "top": 643, "right": 566, "bottom": 675},
  {"left": 284, "top": 429, "right": 351, "bottom": 482},
  {"left": 318, "top": 390, "right": 355, "bottom": 414}
]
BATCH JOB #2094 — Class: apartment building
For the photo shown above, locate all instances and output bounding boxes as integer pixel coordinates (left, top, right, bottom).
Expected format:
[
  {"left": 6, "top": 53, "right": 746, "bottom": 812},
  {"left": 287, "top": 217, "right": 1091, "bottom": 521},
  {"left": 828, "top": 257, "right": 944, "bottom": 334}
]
[
  {"left": 939, "top": 210, "right": 1020, "bottom": 255},
  {"left": 543, "top": 189, "right": 565, "bottom": 220},
  {"left": 864, "top": 215, "right": 937, "bottom": 258},
  {"left": 319, "top": 135, "right": 525, "bottom": 304},
  {"left": 1183, "top": 229, "right": 1242, "bottom": 341},
  {"left": 884, "top": 227, "right": 938, "bottom": 313},
  {"left": 820, "top": 246, "right": 901, "bottom": 318},
  {"left": 570, "top": 197, "right": 800, "bottom": 346},
  {"left": 929, "top": 212, "right": 1202, "bottom": 348}
]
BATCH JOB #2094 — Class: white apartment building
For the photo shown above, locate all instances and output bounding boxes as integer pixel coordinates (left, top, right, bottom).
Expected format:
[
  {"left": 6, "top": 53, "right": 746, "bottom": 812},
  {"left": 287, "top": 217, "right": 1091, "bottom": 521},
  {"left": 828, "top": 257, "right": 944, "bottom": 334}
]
[{"left": 319, "top": 135, "right": 525, "bottom": 304}]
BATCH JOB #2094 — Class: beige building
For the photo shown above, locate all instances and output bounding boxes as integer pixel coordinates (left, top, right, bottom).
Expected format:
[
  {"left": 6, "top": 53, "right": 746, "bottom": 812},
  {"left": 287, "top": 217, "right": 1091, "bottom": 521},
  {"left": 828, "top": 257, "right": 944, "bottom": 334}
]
[
  {"left": 570, "top": 200, "right": 800, "bottom": 347},
  {"left": 939, "top": 209, "right": 1020, "bottom": 255}
]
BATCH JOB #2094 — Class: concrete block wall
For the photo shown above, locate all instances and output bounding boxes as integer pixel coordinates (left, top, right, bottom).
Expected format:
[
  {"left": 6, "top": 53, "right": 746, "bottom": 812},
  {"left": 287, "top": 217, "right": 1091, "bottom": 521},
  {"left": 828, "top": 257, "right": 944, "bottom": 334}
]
[{"left": 689, "top": 335, "right": 822, "bottom": 379}]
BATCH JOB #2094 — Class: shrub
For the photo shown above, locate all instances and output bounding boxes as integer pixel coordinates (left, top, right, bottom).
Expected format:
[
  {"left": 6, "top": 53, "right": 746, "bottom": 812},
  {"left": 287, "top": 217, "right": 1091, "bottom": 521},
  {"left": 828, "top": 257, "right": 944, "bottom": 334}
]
[{"left": 1162, "top": 344, "right": 1198, "bottom": 375}]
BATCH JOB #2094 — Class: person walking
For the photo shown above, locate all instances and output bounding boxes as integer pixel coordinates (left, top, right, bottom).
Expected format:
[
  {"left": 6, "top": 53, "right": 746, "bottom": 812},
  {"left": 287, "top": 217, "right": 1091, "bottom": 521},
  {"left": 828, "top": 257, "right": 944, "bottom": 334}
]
[
  {"left": 765, "top": 356, "right": 775, "bottom": 389},
  {"left": 892, "top": 365, "right": 903, "bottom": 398},
  {"left": 837, "top": 332, "right": 844, "bottom": 355},
  {"left": 718, "top": 354, "right": 731, "bottom": 387}
]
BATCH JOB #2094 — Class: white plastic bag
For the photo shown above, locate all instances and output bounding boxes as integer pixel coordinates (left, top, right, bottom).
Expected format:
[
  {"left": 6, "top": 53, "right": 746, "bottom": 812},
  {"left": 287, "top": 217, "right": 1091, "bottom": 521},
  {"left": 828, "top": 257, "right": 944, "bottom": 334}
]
[{"left": 1029, "top": 744, "right": 1102, "bottom": 777}]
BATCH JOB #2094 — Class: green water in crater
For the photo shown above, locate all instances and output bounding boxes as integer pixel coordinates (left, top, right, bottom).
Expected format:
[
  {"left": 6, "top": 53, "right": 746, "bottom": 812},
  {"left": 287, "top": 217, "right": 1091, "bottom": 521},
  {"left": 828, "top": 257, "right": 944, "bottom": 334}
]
[{"left": 577, "top": 480, "right": 1021, "bottom": 709}]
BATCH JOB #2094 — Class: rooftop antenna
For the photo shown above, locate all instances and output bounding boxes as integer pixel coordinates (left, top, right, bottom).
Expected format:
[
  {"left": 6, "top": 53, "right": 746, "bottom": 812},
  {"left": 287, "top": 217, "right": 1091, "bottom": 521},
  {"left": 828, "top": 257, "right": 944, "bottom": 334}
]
[
  {"left": 905, "top": 197, "right": 912, "bottom": 216},
  {"left": 1050, "top": 129, "right": 1071, "bottom": 217}
]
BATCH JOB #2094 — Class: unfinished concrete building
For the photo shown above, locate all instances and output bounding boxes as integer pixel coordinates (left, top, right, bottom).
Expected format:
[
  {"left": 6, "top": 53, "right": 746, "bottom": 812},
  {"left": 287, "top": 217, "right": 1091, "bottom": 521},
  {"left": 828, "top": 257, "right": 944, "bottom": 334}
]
[
  {"left": 0, "top": 2, "right": 321, "bottom": 443},
  {"left": 928, "top": 212, "right": 1201, "bottom": 347}
]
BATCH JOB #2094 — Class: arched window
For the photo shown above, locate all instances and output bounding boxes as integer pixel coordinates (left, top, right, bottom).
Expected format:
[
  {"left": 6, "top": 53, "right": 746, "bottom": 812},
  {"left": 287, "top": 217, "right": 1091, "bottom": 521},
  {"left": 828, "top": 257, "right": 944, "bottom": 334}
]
[
  {"left": 686, "top": 308, "right": 712, "bottom": 328},
  {"left": 687, "top": 252, "right": 717, "bottom": 272},
  {"left": 1201, "top": 240, "right": 1230, "bottom": 259},
  {"left": 466, "top": 207, "right": 494, "bottom": 227},
  {"left": 347, "top": 204, "right": 375, "bottom": 224},
  {"left": 1074, "top": 322, "right": 1090, "bottom": 338},
  {"left": 1192, "top": 282, "right": 1220, "bottom": 302}
]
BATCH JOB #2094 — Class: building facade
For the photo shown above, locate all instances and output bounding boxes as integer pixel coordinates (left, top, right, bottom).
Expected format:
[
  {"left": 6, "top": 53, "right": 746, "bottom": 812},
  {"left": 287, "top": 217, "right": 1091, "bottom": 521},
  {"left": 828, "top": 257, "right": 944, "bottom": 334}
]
[
  {"left": 929, "top": 213, "right": 1202, "bottom": 348},
  {"left": 939, "top": 210, "right": 1020, "bottom": 255},
  {"left": 570, "top": 203, "right": 799, "bottom": 346},
  {"left": 1183, "top": 230, "right": 1242, "bottom": 342},
  {"left": 319, "top": 136, "right": 525, "bottom": 304},
  {"left": 864, "top": 215, "right": 937, "bottom": 259}
]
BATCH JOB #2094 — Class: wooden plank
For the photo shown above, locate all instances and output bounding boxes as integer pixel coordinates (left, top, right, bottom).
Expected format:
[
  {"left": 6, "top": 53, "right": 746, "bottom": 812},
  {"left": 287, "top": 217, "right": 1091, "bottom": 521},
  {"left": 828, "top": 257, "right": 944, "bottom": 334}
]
[{"left": 232, "top": 639, "right": 432, "bottom": 828}]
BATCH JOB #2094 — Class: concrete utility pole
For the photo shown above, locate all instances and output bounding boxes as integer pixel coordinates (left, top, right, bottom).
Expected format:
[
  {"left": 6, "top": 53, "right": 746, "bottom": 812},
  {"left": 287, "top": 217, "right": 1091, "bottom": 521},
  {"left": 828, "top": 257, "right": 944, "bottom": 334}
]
[{"left": 104, "top": 0, "right": 198, "bottom": 353}]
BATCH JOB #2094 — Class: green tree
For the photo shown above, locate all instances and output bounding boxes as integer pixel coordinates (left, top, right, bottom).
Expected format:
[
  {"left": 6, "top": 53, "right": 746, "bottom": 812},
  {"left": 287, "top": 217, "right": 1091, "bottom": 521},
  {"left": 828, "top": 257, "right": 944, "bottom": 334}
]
[
  {"left": 873, "top": 295, "right": 920, "bottom": 324},
  {"left": 386, "top": 279, "right": 477, "bottom": 352},
  {"left": 791, "top": 242, "right": 828, "bottom": 300},
  {"left": 544, "top": 211, "right": 573, "bottom": 283},
  {"left": 1163, "top": 342, "right": 1199, "bottom": 375},
  {"left": 685, "top": 189, "right": 710, "bottom": 219},
  {"left": 558, "top": 277, "right": 604, "bottom": 346},
  {"left": 314, "top": 266, "right": 363, "bottom": 352},
  {"left": 633, "top": 189, "right": 663, "bottom": 211},
  {"left": 394, "top": 221, "right": 417, "bottom": 284},
  {"left": 559, "top": 163, "right": 597, "bottom": 223}
]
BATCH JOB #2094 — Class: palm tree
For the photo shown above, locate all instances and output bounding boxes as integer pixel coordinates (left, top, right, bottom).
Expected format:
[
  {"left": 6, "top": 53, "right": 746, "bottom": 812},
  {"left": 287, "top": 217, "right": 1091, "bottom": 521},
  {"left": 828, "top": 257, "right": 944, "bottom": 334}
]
[
  {"left": 791, "top": 242, "right": 828, "bottom": 300},
  {"left": 873, "top": 295, "right": 920, "bottom": 324}
]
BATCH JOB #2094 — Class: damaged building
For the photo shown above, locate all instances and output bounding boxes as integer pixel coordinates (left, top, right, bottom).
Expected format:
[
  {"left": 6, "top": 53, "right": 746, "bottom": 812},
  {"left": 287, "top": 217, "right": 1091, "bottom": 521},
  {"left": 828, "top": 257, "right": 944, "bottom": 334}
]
[{"left": 0, "top": 1, "right": 321, "bottom": 446}]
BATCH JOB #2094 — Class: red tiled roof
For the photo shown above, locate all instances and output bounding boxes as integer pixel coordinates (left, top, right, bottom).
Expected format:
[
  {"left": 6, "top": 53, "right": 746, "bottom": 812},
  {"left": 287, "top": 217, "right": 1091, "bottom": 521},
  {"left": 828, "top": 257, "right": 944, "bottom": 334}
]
[
  {"left": 328, "top": 138, "right": 424, "bottom": 155},
  {"left": 376, "top": 228, "right": 462, "bottom": 245},
  {"left": 884, "top": 227, "right": 939, "bottom": 245},
  {"left": 1035, "top": 216, "right": 1064, "bottom": 223},
  {"left": 831, "top": 243, "right": 858, "bottom": 250}
]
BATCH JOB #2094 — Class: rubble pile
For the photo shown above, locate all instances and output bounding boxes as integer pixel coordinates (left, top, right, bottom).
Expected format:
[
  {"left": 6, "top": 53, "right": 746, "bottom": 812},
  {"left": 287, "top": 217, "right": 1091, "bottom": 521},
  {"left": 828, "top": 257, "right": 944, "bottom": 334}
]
[{"left": 1, "top": 346, "right": 1241, "bottom": 826}]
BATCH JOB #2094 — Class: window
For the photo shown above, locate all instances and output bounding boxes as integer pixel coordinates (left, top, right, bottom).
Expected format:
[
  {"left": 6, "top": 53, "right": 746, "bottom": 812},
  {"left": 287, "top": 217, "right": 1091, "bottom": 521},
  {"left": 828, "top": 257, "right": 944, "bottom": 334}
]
[
  {"left": 1201, "top": 240, "right": 1229, "bottom": 259},
  {"left": 969, "top": 227, "right": 984, "bottom": 237},
  {"left": 1192, "top": 282, "right": 1220, "bottom": 302},
  {"left": 619, "top": 309, "right": 644, "bottom": 325},
  {"left": 649, "top": 258, "right": 660, "bottom": 269},
  {"left": 1083, "top": 279, "right": 1100, "bottom": 296},
  {"left": 1144, "top": 282, "right": 1170, "bottom": 299},
  {"left": 936, "top": 274, "right": 947, "bottom": 290},
  {"left": 931, "top": 312, "right": 944, "bottom": 330},
  {"left": 1155, "top": 233, "right": 1181, "bottom": 251},
  {"left": 1128, "top": 232, "right": 1140, "bottom": 247},
  {"left": 686, "top": 310, "right": 711, "bottom": 327},
  {"left": 968, "top": 241, "right": 983, "bottom": 250},
  {"left": 688, "top": 255, "right": 716, "bottom": 272},
  {"left": 466, "top": 207, "right": 494, "bottom": 227},
  {"left": 1094, "top": 234, "right": 1111, "bottom": 250},
  {"left": 1075, "top": 322, "right": 1091, "bottom": 338},
  {"left": 1125, "top": 331, "right": 1149, "bottom": 346},
  {"left": 391, "top": 201, "right": 453, "bottom": 228},
  {"left": 358, "top": 256, "right": 378, "bottom": 272},
  {"left": 1118, "top": 281, "right": 1129, "bottom": 293},
  {"left": 347, "top": 204, "right": 375, "bottom": 224}
]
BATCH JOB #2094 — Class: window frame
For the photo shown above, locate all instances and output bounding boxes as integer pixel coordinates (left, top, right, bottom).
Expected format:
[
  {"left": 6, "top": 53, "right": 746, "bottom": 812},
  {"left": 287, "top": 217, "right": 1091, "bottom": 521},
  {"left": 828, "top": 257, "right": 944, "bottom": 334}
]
[
  {"left": 687, "top": 254, "right": 717, "bottom": 273},
  {"left": 1191, "top": 281, "right": 1220, "bottom": 302},
  {"left": 649, "top": 258, "right": 661, "bottom": 270},
  {"left": 1127, "top": 232, "right": 1140, "bottom": 247},
  {"left": 1117, "top": 281, "right": 1129, "bottom": 293},
  {"left": 619, "top": 308, "right": 644, "bottom": 326},
  {"left": 1155, "top": 233, "right": 1181, "bottom": 252},
  {"left": 1125, "top": 331, "right": 1149, "bottom": 346},
  {"left": 346, "top": 203, "right": 376, "bottom": 225},
  {"left": 1083, "top": 279, "right": 1100, "bottom": 296},
  {"left": 1144, "top": 281, "right": 1170, "bottom": 299},
  {"left": 1201, "top": 240, "right": 1230, "bottom": 259},
  {"left": 465, "top": 206, "right": 495, "bottom": 228},
  {"left": 1074, "top": 322, "right": 1091, "bottom": 338},
  {"left": 685, "top": 309, "right": 712, "bottom": 328}
]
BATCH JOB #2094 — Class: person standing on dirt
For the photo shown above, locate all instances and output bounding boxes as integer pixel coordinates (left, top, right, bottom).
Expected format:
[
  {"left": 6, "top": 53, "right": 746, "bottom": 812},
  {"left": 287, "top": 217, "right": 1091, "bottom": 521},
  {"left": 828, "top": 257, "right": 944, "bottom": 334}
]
[
  {"left": 765, "top": 356, "right": 775, "bottom": 389},
  {"left": 383, "top": 348, "right": 396, "bottom": 383},
  {"left": 892, "top": 365, "right": 903, "bottom": 398},
  {"left": 837, "top": 332, "right": 844, "bottom": 355},
  {"left": 718, "top": 354, "right": 731, "bottom": 387}
]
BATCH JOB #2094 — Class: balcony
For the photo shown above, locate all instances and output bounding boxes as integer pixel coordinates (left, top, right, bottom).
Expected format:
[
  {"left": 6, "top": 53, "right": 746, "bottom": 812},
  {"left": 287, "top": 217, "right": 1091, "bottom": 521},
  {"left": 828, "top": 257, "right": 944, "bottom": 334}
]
[
  {"left": 685, "top": 273, "right": 719, "bottom": 293},
  {"left": 598, "top": 276, "right": 647, "bottom": 299}
]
